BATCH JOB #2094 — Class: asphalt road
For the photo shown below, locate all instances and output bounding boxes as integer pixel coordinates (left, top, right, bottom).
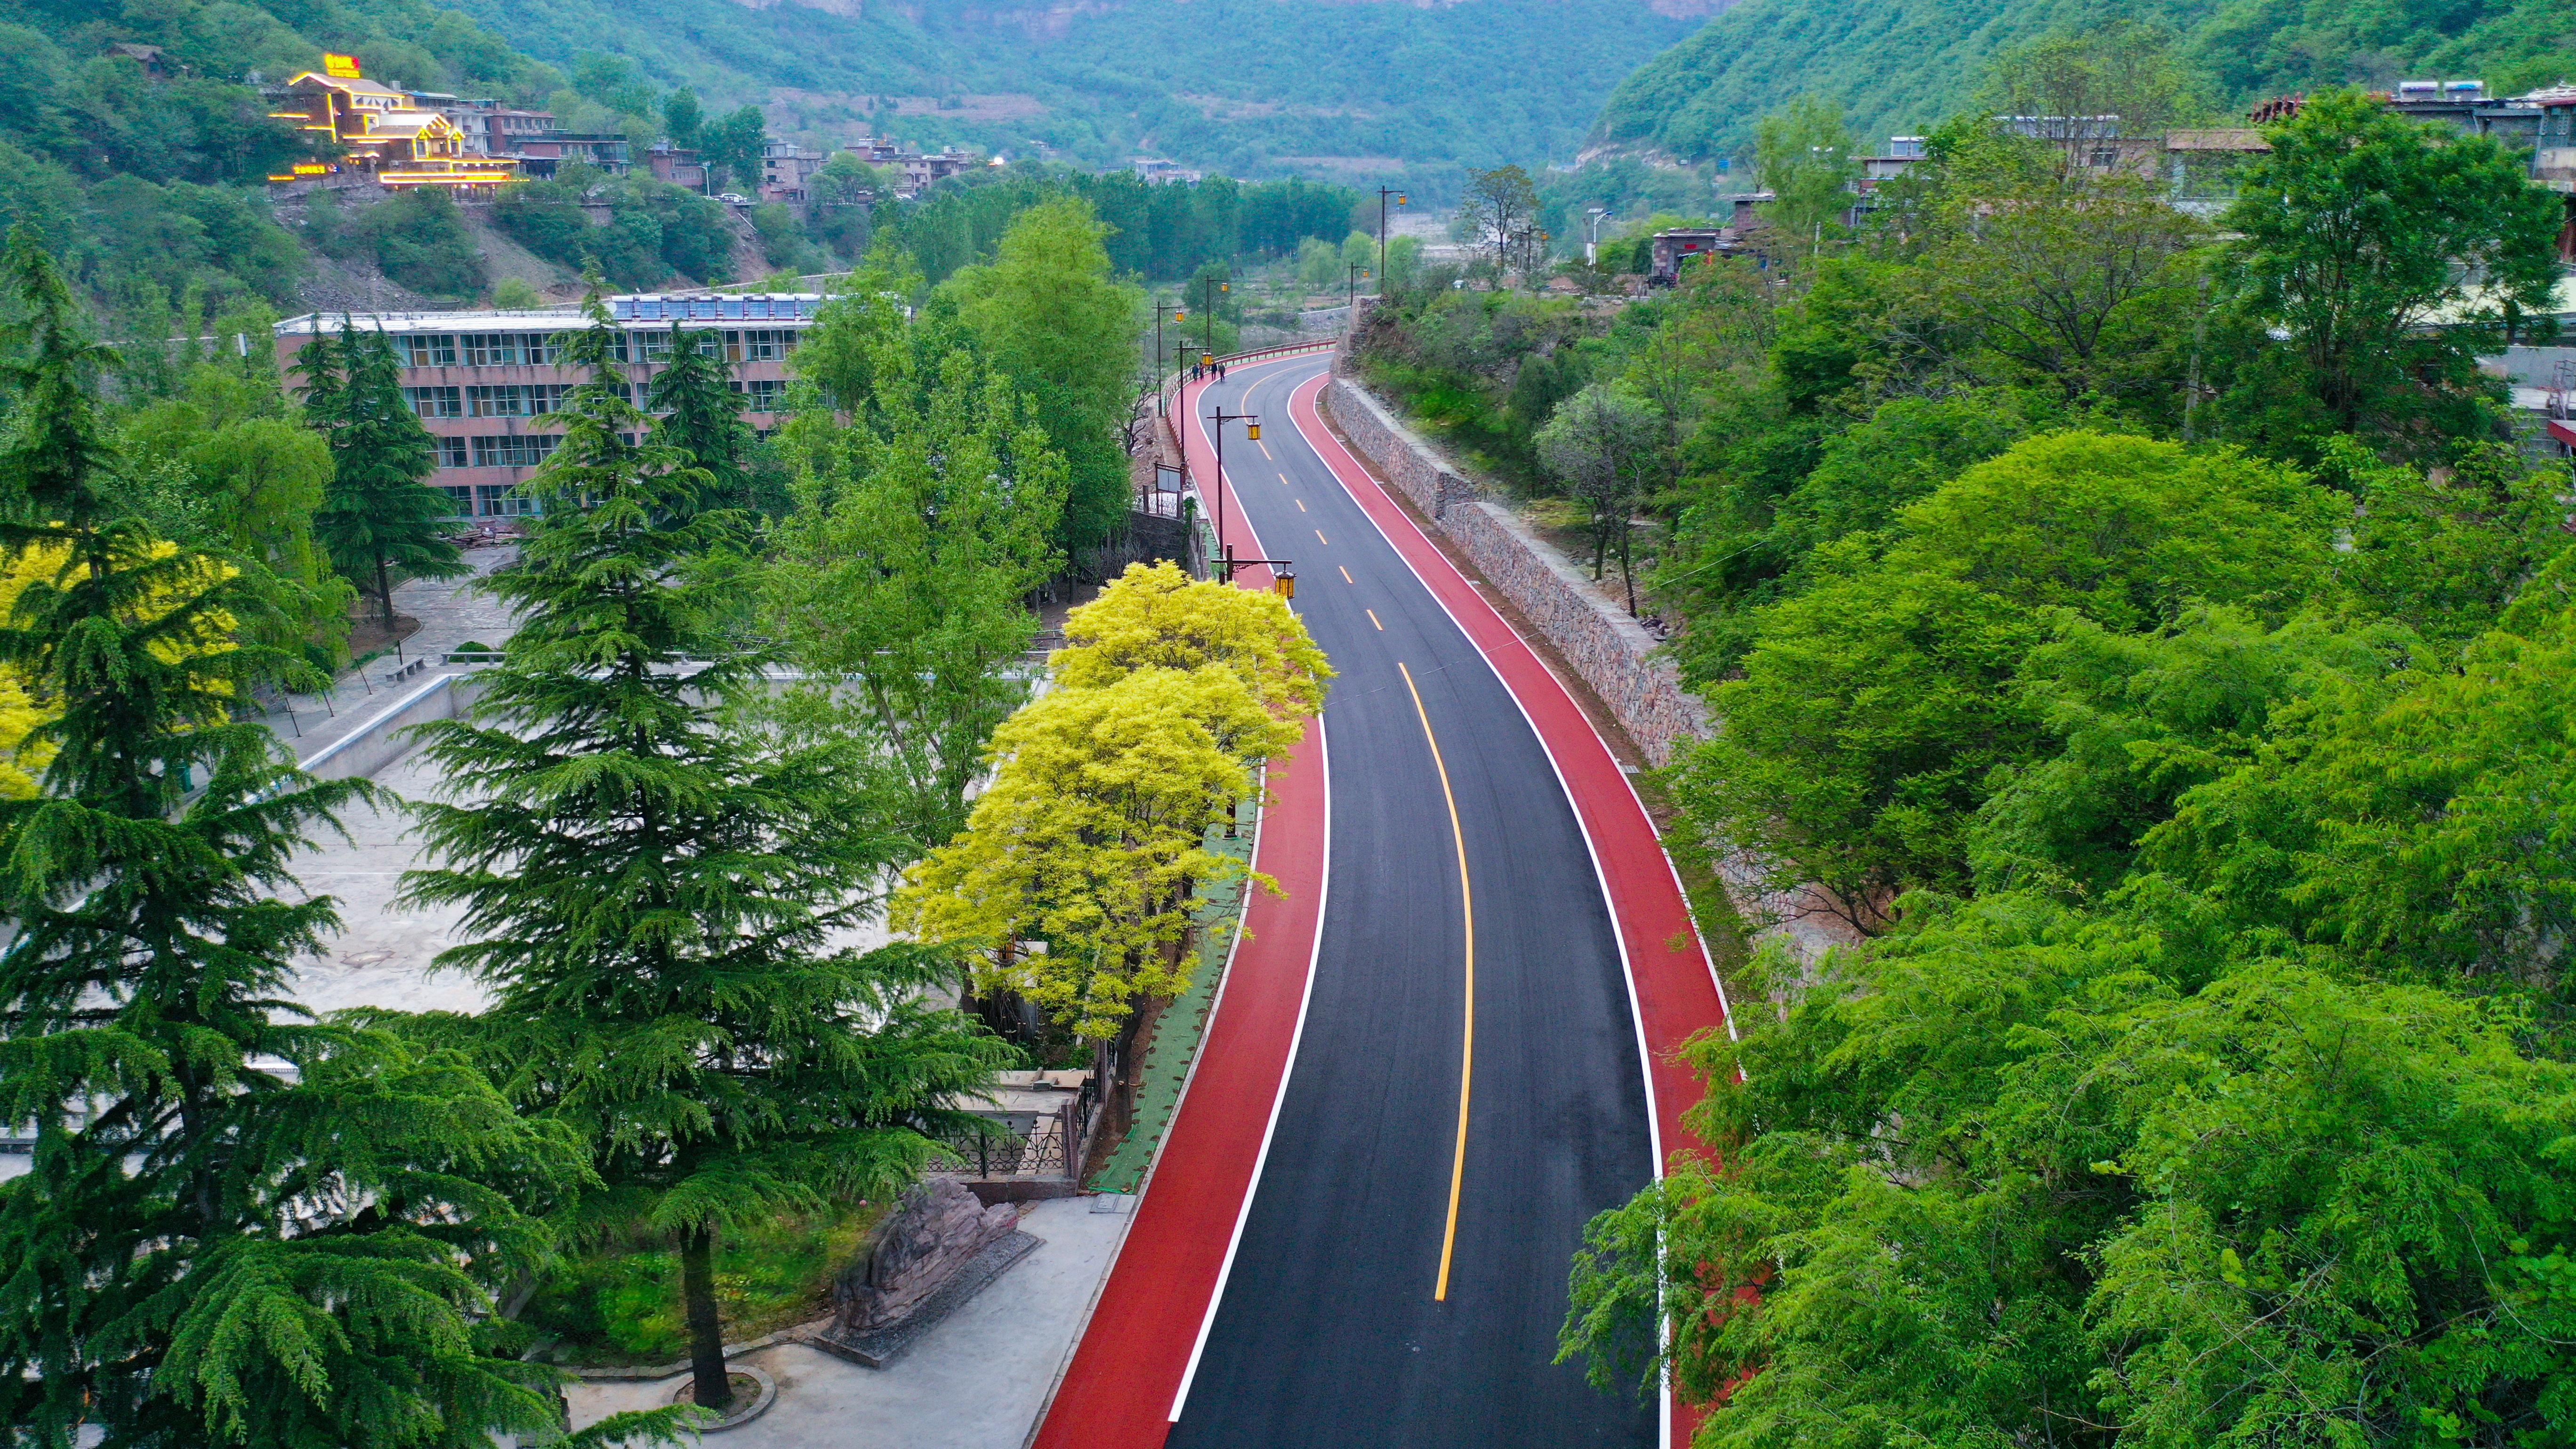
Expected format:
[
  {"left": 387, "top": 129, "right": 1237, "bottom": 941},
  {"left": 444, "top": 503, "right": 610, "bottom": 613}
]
[{"left": 1165, "top": 356, "right": 1658, "bottom": 1449}]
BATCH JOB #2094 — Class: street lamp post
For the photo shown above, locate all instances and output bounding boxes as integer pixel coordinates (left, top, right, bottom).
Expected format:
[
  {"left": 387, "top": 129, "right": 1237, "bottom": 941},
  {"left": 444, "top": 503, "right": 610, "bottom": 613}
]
[
  {"left": 1585, "top": 206, "right": 1608, "bottom": 266},
  {"left": 1375, "top": 185, "right": 1407, "bottom": 291},
  {"left": 1155, "top": 300, "right": 1188, "bottom": 413},
  {"left": 1201, "top": 275, "right": 1230, "bottom": 364},
  {"left": 1205, "top": 403, "right": 1258, "bottom": 581}
]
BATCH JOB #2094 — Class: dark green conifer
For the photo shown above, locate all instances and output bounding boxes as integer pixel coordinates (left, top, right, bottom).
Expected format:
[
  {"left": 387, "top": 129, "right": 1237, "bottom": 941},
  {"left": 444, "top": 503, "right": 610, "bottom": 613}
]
[
  {"left": 0, "top": 228, "right": 641, "bottom": 1447},
  {"left": 300, "top": 321, "right": 467, "bottom": 632},
  {"left": 648, "top": 323, "right": 754, "bottom": 516},
  {"left": 402, "top": 292, "right": 1007, "bottom": 1413}
]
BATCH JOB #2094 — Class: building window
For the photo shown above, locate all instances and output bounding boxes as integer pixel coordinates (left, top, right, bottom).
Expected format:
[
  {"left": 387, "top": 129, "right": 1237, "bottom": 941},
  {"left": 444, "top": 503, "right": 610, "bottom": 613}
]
[
  {"left": 731, "top": 378, "right": 787, "bottom": 413},
  {"left": 467, "top": 383, "right": 570, "bottom": 417},
  {"left": 725, "top": 329, "right": 797, "bottom": 362},
  {"left": 521, "top": 332, "right": 562, "bottom": 366},
  {"left": 399, "top": 333, "right": 458, "bottom": 367},
  {"left": 462, "top": 333, "right": 522, "bottom": 367},
  {"left": 405, "top": 385, "right": 462, "bottom": 418},
  {"left": 470, "top": 434, "right": 559, "bottom": 467},
  {"left": 632, "top": 329, "right": 674, "bottom": 363},
  {"left": 474, "top": 483, "right": 537, "bottom": 515},
  {"left": 439, "top": 483, "right": 473, "bottom": 514},
  {"left": 433, "top": 435, "right": 469, "bottom": 468}
]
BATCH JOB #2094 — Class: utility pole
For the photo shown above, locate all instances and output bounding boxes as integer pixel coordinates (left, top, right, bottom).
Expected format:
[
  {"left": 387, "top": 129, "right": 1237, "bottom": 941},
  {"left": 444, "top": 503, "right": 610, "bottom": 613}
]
[
  {"left": 1155, "top": 299, "right": 1187, "bottom": 413},
  {"left": 1206, "top": 404, "right": 1258, "bottom": 581},
  {"left": 1375, "top": 185, "right": 1407, "bottom": 290},
  {"left": 1346, "top": 263, "right": 1370, "bottom": 330},
  {"left": 1201, "top": 274, "right": 1229, "bottom": 363},
  {"left": 1585, "top": 206, "right": 1608, "bottom": 266}
]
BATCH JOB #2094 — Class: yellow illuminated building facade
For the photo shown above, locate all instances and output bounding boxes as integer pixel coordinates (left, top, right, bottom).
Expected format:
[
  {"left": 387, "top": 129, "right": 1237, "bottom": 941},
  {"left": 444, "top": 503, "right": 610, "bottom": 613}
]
[{"left": 267, "top": 57, "right": 519, "bottom": 190}]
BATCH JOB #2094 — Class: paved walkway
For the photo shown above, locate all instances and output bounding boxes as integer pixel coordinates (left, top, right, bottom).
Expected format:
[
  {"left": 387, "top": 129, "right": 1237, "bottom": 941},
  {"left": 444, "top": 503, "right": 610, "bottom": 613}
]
[
  {"left": 251, "top": 544, "right": 522, "bottom": 763},
  {"left": 566, "top": 1195, "right": 1134, "bottom": 1448}
]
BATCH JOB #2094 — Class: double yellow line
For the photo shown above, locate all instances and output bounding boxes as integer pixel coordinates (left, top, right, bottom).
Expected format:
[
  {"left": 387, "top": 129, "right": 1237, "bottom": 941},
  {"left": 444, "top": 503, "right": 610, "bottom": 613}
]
[{"left": 1398, "top": 660, "right": 1473, "bottom": 1302}]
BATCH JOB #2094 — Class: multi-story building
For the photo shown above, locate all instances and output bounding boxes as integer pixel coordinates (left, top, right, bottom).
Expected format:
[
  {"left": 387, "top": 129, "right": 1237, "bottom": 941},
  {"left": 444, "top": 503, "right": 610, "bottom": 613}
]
[
  {"left": 647, "top": 141, "right": 709, "bottom": 191},
  {"left": 760, "top": 142, "right": 829, "bottom": 203},
  {"left": 274, "top": 294, "right": 826, "bottom": 520},
  {"left": 505, "top": 132, "right": 632, "bottom": 177}
]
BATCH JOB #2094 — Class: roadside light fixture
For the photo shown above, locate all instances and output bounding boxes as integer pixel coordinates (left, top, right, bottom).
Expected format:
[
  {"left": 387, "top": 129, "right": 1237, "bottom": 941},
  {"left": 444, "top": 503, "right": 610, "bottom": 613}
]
[
  {"left": 1273, "top": 568, "right": 1296, "bottom": 600},
  {"left": 1201, "top": 352, "right": 1213, "bottom": 368},
  {"left": 1207, "top": 405, "right": 1260, "bottom": 579},
  {"left": 1377, "top": 187, "right": 1409, "bottom": 291},
  {"left": 1247, "top": 421, "right": 1261, "bottom": 441}
]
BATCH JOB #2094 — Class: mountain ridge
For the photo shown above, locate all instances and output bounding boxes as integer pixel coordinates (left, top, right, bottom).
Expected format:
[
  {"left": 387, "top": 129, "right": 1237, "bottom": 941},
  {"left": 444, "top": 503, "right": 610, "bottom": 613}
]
[{"left": 1588, "top": 0, "right": 2576, "bottom": 162}]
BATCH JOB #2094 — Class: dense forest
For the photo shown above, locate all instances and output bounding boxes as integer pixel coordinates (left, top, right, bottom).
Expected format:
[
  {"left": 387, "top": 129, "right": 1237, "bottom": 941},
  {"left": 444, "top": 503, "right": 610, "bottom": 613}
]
[
  {"left": 1593, "top": 0, "right": 2576, "bottom": 162},
  {"left": 1348, "top": 30, "right": 2576, "bottom": 1443},
  {"left": 437, "top": 0, "right": 1704, "bottom": 189}
]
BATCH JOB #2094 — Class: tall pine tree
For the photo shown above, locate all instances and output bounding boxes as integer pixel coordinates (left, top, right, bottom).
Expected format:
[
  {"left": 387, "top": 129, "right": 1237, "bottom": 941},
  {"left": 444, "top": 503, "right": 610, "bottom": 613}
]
[
  {"left": 0, "top": 231, "right": 659, "bottom": 1447},
  {"left": 648, "top": 323, "right": 753, "bottom": 517},
  {"left": 401, "top": 293, "right": 1007, "bottom": 1413},
  {"left": 300, "top": 321, "right": 467, "bottom": 633}
]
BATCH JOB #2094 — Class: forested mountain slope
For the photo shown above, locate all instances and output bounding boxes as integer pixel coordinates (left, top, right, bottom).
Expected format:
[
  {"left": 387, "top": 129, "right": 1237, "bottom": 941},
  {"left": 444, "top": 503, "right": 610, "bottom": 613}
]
[
  {"left": 1591, "top": 0, "right": 2576, "bottom": 160},
  {"left": 442, "top": 0, "right": 1707, "bottom": 185}
]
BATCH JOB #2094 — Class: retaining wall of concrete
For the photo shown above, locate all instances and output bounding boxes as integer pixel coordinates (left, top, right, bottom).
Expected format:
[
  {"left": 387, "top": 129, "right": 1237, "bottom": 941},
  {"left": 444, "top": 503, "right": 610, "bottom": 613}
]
[
  {"left": 300, "top": 673, "right": 486, "bottom": 782},
  {"left": 1320, "top": 362, "right": 1710, "bottom": 768}
]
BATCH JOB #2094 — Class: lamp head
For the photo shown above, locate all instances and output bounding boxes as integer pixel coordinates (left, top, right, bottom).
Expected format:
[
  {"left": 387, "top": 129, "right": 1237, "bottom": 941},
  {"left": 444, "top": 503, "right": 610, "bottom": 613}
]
[{"left": 1246, "top": 420, "right": 1261, "bottom": 440}]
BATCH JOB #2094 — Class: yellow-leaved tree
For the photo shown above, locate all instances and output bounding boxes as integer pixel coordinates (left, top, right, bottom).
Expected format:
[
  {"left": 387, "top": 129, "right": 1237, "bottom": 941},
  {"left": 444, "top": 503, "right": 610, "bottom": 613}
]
[
  {"left": 1052, "top": 560, "right": 1332, "bottom": 719},
  {"left": 894, "top": 561, "right": 1329, "bottom": 1039},
  {"left": 0, "top": 540, "right": 236, "bottom": 797}
]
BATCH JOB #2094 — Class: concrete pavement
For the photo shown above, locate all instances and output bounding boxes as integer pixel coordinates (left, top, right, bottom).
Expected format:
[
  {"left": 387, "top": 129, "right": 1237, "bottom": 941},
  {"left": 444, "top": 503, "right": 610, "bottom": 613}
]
[{"left": 567, "top": 1194, "right": 1135, "bottom": 1448}]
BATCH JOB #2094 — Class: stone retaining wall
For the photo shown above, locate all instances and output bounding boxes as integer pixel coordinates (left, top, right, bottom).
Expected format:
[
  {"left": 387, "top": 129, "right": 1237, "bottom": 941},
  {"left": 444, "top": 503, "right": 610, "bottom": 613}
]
[{"left": 1320, "top": 361, "right": 1710, "bottom": 768}]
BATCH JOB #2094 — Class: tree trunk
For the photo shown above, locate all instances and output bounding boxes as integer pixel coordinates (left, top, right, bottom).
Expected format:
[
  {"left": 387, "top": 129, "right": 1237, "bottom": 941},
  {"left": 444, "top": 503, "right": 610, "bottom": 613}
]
[
  {"left": 679, "top": 1224, "right": 733, "bottom": 1412},
  {"left": 1618, "top": 514, "right": 1637, "bottom": 616},
  {"left": 374, "top": 552, "right": 395, "bottom": 631}
]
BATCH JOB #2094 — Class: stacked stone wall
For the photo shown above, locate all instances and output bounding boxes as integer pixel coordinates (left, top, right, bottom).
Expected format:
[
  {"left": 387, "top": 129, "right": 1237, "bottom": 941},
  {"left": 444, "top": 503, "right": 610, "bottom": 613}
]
[{"left": 1319, "top": 360, "right": 1709, "bottom": 768}]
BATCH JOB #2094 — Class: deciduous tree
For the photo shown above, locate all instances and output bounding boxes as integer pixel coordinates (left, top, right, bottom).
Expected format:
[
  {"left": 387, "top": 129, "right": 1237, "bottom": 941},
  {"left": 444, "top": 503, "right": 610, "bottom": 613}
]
[
  {"left": 942, "top": 196, "right": 1144, "bottom": 552},
  {"left": 767, "top": 330, "right": 1068, "bottom": 848},
  {"left": 2227, "top": 88, "right": 2563, "bottom": 437}
]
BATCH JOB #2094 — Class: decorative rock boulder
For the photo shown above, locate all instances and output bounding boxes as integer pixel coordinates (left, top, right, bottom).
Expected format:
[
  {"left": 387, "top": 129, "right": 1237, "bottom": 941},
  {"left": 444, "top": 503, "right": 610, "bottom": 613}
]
[{"left": 832, "top": 1179, "right": 1022, "bottom": 1336}]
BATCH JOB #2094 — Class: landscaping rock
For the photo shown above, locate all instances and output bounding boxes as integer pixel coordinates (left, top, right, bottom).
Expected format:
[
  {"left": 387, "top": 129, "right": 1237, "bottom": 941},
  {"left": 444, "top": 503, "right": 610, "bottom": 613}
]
[{"left": 830, "top": 1179, "right": 1020, "bottom": 1335}]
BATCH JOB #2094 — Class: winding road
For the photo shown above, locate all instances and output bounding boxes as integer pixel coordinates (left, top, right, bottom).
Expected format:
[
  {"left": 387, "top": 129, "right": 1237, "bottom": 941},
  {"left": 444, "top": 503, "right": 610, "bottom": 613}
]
[{"left": 1035, "top": 351, "right": 1727, "bottom": 1448}]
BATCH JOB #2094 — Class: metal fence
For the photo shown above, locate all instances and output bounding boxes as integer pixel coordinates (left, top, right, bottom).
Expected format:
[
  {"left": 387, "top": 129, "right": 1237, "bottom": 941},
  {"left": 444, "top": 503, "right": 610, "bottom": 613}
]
[{"left": 926, "top": 1097, "right": 1088, "bottom": 1181}]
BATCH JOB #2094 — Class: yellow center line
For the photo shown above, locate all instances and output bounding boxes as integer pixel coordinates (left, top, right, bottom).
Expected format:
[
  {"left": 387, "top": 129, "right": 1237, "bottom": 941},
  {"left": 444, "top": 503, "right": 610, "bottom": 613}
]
[
  {"left": 1315, "top": 530, "right": 1328, "bottom": 546},
  {"left": 1367, "top": 608, "right": 1384, "bottom": 631},
  {"left": 1258, "top": 442, "right": 1273, "bottom": 460},
  {"left": 1296, "top": 499, "right": 1306, "bottom": 512},
  {"left": 1279, "top": 472, "right": 1290, "bottom": 485},
  {"left": 1398, "top": 660, "right": 1474, "bottom": 1303},
  {"left": 1338, "top": 565, "right": 1353, "bottom": 584}
]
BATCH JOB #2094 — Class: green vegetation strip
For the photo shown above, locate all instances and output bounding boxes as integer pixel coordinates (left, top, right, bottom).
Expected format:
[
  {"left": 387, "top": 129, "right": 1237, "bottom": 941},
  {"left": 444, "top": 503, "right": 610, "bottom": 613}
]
[{"left": 1086, "top": 792, "right": 1258, "bottom": 1194}]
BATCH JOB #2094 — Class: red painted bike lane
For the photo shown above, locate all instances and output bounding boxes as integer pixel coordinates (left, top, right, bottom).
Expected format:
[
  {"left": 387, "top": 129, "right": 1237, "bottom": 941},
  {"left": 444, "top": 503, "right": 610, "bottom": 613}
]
[{"left": 1029, "top": 371, "right": 1322, "bottom": 1449}]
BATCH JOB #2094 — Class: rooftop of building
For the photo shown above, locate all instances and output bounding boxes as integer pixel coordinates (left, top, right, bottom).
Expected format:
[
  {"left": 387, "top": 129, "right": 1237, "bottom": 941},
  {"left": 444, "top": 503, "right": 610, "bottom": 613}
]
[{"left": 274, "top": 293, "right": 832, "bottom": 336}]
